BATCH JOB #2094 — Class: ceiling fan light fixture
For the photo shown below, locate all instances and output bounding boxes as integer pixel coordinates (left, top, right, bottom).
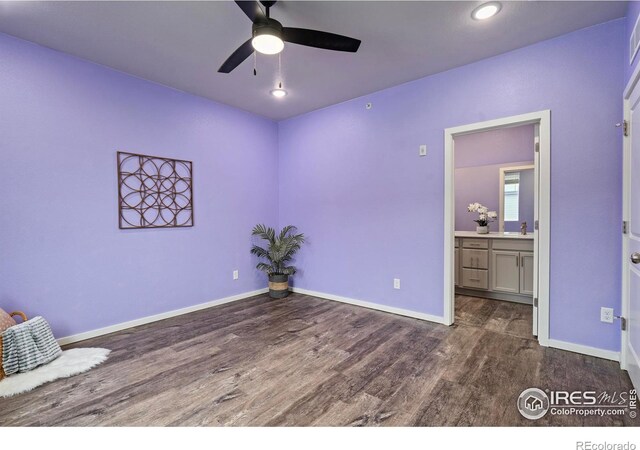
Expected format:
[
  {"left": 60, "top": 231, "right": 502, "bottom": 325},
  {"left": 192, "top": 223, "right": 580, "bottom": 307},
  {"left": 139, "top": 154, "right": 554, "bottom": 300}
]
[
  {"left": 252, "top": 27, "right": 284, "bottom": 55},
  {"left": 270, "top": 88, "right": 287, "bottom": 98},
  {"left": 471, "top": 2, "right": 502, "bottom": 20},
  {"left": 218, "top": 1, "right": 361, "bottom": 74}
]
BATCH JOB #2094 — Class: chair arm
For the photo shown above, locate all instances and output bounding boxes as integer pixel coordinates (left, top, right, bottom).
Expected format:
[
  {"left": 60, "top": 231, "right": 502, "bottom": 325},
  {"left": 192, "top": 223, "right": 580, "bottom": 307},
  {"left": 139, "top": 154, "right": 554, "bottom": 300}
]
[{"left": 9, "top": 311, "right": 27, "bottom": 323}]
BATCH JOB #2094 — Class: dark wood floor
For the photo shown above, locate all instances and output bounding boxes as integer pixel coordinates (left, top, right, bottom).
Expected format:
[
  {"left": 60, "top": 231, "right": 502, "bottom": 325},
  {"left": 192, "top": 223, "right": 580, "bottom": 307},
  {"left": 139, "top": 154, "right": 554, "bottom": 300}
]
[{"left": 0, "top": 293, "right": 635, "bottom": 426}]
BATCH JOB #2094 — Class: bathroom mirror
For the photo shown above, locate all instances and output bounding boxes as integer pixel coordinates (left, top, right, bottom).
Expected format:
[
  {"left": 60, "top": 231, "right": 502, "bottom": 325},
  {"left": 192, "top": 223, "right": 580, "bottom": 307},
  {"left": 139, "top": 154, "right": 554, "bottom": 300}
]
[{"left": 499, "top": 165, "right": 534, "bottom": 233}]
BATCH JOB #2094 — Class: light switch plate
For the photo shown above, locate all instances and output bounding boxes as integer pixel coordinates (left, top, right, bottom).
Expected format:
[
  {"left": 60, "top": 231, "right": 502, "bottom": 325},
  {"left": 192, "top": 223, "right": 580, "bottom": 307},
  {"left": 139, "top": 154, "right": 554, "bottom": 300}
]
[{"left": 419, "top": 145, "right": 427, "bottom": 156}]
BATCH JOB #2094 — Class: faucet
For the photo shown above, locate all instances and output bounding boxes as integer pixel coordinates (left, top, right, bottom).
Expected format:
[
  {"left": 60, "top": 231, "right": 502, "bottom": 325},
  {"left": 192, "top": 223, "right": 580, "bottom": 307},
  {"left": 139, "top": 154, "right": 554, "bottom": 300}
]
[{"left": 521, "top": 222, "right": 527, "bottom": 235}]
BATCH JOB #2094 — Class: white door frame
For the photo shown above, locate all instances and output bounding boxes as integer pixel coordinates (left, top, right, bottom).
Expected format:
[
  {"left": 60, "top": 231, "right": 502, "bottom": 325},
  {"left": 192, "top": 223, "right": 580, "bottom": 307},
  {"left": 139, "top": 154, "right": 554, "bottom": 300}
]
[
  {"left": 622, "top": 91, "right": 631, "bottom": 371},
  {"left": 443, "top": 110, "right": 551, "bottom": 347}
]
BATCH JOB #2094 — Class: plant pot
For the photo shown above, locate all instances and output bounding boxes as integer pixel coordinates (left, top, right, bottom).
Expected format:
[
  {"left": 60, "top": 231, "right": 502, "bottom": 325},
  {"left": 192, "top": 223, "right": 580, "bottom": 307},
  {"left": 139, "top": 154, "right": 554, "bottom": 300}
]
[
  {"left": 268, "top": 274, "right": 290, "bottom": 299},
  {"left": 476, "top": 225, "right": 489, "bottom": 234}
]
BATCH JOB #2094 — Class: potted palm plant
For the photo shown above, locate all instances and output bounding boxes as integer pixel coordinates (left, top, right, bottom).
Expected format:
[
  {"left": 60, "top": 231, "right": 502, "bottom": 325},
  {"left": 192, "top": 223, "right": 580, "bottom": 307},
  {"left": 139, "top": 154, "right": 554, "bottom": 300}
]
[{"left": 250, "top": 224, "right": 305, "bottom": 298}]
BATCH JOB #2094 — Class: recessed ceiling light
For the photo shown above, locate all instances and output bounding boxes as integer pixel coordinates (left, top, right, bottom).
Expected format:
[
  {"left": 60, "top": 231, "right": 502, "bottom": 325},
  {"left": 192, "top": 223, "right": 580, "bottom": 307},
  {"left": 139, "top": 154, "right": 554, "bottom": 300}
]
[
  {"left": 471, "top": 2, "right": 502, "bottom": 20},
  {"left": 270, "top": 88, "right": 287, "bottom": 98}
]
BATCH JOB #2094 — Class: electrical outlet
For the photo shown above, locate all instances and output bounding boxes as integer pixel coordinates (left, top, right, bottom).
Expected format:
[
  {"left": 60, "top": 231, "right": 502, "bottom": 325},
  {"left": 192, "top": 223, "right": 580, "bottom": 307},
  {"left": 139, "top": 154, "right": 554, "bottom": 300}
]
[
  {"left": 233, "top": 270, "right": 239, "bottom": 280},
  {"left": 600, "top": 307, "right": 614, "bottom": 323},
  {"left": 419, "top": 144, "right": 427, "bottom": 156},
  {"left": 393, "top": 278, "right": 401, "bottom": 289}
]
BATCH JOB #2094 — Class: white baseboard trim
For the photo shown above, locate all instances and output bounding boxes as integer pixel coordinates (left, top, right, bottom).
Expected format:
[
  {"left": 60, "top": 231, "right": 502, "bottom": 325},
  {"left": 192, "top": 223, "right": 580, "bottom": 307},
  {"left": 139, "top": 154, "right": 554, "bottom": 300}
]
[
  {"left": 547, "top": 338, "right": 620, "bottom": 362},
  {"left": 291, "top": 287, "right": 447, "bottom": 325},
  {"left": 57, "top": 288, "right": 268, "bottom": 346}
]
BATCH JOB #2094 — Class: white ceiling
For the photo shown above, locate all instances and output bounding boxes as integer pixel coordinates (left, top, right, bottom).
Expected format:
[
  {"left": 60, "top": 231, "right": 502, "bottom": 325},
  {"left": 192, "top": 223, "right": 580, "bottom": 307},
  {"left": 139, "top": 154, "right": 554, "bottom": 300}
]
[{"left": 0, "top": 1, "right": 627, "bottom": 120}]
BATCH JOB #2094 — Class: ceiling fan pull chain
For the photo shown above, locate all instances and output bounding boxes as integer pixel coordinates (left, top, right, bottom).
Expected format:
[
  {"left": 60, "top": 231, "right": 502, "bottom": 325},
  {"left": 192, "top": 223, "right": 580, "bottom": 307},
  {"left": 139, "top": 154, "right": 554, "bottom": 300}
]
[{"left": 253, "top": 51, "right": 257, "bottom": 76}]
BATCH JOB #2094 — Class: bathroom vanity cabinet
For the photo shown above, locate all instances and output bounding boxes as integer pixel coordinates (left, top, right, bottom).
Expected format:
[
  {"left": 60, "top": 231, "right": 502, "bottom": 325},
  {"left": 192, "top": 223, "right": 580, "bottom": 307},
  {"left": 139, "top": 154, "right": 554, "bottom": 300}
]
[{"left": 454, "top": 232, "right": 534, "bottom": 304}]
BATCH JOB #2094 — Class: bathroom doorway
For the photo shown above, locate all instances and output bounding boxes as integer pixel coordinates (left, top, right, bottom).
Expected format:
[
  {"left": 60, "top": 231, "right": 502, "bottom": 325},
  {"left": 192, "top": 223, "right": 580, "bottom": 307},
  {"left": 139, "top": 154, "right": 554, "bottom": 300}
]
[{"left": 443, "top": 111, "right": 550, "bottom": 346}]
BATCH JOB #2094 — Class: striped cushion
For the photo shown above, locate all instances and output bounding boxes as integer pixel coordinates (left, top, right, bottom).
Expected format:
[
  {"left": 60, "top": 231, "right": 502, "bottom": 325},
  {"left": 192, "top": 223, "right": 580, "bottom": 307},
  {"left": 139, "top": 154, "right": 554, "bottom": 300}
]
[
  {"left": 1, "top": 316, "right": 61, "bottom": 376},
  {"left": 0, "top": 308, "right": 16, "bottom": 334}
]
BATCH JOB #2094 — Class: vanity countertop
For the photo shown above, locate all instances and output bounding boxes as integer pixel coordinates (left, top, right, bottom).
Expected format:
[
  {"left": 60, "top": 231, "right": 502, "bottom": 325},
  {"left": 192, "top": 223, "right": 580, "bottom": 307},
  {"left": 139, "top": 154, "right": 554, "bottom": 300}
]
[{"left": 455, "top": 231, "right": 534, "bottom": 240}]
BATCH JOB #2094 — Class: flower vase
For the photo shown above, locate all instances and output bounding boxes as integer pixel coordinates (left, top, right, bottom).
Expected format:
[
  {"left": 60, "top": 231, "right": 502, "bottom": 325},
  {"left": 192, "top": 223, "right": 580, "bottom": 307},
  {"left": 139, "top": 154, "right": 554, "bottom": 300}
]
[{"left": 476, "top": 225, "right": 489, "bottom": 234}]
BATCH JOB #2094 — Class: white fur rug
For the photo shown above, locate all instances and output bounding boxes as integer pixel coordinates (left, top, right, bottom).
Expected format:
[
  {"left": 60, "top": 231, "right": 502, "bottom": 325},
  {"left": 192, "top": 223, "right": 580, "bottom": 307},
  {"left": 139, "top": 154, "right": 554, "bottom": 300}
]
[{"left": 0, "top": 348, "right": 110, "bottom": 398}]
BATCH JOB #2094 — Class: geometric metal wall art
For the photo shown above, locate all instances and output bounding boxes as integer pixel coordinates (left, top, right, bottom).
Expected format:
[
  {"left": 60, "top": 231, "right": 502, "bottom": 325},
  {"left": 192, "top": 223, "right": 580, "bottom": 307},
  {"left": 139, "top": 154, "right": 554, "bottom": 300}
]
[{"left": 117, "top": 151, "right": 193, "bottom": 229}]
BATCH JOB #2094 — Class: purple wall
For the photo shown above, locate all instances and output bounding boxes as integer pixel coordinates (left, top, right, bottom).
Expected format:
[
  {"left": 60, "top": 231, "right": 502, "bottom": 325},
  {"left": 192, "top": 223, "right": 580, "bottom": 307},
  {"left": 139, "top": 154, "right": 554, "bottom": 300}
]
[
  {"left": 454, "top": 125, "right": 535, "bottom": 232},
  {"left": 278, "top": 20, "right": 624, "bottom": 351},
  {"left": 0, "top": 33, "right": 279, "bottom": 338},
  {"left": 455, "top": 162, "right": 534, "bottom": 232},
  {"left": 455, "top": 124, "right": 535, "bottom": 168}
]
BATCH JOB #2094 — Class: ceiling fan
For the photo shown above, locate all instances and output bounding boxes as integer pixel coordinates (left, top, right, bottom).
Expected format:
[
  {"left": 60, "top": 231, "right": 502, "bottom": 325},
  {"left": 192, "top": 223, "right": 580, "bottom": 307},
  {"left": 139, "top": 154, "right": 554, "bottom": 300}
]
[{"left": 218, "top": 0, "right": 361, "bottom": 73}]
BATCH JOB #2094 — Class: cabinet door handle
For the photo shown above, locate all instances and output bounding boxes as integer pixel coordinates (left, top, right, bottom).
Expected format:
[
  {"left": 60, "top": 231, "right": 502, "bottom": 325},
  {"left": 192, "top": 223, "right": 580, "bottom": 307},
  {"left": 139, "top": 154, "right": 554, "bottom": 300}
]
[
  {"left": 521, "top": 256, "right": 524, "bottom": 267},
  {"left": 516, "top": 256, "right": 519, "bottom": 267}
]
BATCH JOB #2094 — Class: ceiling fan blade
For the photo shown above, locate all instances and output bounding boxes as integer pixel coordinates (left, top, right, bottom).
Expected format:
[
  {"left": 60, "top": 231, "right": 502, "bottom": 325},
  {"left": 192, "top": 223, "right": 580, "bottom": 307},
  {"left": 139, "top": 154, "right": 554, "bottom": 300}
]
[
  {"left": 234, "top": 0, "right": 264, "bottom": 22},
  {"left": 218, "top": 39, "right": 254, "bottom": 73},
  {"left": 282, "top": 28, "right": 361, "bottom": 53}
]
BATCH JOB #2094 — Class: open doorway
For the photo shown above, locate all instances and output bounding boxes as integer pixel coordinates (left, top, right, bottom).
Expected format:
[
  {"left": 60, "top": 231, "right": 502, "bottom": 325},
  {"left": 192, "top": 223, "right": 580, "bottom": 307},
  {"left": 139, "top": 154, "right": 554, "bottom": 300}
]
[
  {"left": 454, "top": 125, "right": 535, "bottom": 336},
  {"left": 443, "top": 111, "right": 551, "bottom": 346}
]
